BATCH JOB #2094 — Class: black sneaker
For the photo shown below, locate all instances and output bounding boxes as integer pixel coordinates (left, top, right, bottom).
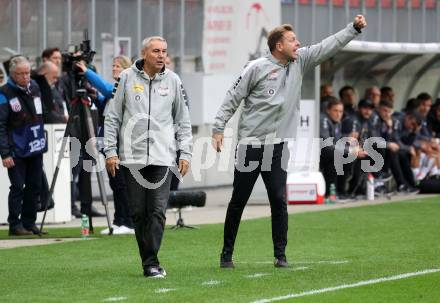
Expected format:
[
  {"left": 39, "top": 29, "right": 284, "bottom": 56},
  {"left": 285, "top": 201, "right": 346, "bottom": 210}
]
[
  {"left": 274, "top": 257, "right": 289, "bottom": 268},
  {"left": 336, "top": 194, "right": 351, "bottom": 203},
  {"left": 220, "top": 252, "right": 234, "bottom": 269},
  {"left": 25, "top": 225, "right": 48, "bottom": 235},
  {"left": 144, "top": 267, "right": 165, "bottom": 278},
  {"left": 376, "top": 172, "right": 392, "bottom": 182},
  {"left": 406, "top": 186, "right": 419, "bottom": 195},
  {"left": 8, "top": 227, "right": 33, "bottom": 236},
  {"left": 397, "top": 184, "right": 419, "bottom": 195}
]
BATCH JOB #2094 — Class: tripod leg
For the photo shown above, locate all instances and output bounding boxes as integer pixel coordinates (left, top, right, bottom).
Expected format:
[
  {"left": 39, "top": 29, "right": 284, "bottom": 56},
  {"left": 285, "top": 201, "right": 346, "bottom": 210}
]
[
  {"left": 82, "top": 104, "right": 113, "bottom": 235},
  {"left": 39, "top": 116, "right": 73, "bottom": 235}
]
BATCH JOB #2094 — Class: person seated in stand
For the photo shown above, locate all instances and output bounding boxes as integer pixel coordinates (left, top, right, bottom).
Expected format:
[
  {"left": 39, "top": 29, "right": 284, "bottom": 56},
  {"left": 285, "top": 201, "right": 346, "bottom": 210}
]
[
  {"left": 427, "top": 99, "right": 440, "bottom": 139},
  {"left": 320, "top": 83, "right": 333, "bottom": 100},
  {"left": 376, "top": 100, "right": 418, "bottom": 194},
  {"left": 75, "top": 56, "right": 135, "bottom": 235},
  {"left": 319, "top": 99, "right": 350, "bottom": 200},
  {"left": 341, "top": 99, "right": 376, "bottom": 196},
  {"left": 414, "top": 93, "right": 440, "bottom": 180},
  {"left": 398, "top": 111, "right": 424, "bottom": 188},
  {"left": 339, "top": 85, "right": 357, "bottom": 119},
  {"left": 380, "top": 86, "right": 395, "bottom": 105}
]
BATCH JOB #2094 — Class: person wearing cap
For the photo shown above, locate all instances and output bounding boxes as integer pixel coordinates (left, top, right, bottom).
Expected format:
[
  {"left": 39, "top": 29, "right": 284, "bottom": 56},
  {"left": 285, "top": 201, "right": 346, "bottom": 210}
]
[{"left": 341, "top": 98, "right": 376, "bottom": 195}]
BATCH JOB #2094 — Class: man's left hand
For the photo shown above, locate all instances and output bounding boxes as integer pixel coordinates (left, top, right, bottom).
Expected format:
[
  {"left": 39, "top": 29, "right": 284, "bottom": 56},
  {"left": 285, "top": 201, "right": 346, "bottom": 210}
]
[
  {"left": 179, "top": 159, "right": 189, "bottom": 177},
  {"left": 353, "top": 15, "right": 367, "bottom": 30}
]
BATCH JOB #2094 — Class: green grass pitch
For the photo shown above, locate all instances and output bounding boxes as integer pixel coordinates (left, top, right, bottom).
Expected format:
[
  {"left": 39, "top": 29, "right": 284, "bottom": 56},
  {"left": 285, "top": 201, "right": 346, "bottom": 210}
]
[{"left": 1, "top": 196, "right": 439, "bottom": 303}]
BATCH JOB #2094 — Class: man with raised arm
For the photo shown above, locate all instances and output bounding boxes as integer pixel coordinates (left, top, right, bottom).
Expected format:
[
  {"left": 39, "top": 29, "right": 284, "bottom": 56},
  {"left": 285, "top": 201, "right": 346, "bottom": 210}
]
[{"left": 212, "top": 16, "right": 367, "bottom": 268}]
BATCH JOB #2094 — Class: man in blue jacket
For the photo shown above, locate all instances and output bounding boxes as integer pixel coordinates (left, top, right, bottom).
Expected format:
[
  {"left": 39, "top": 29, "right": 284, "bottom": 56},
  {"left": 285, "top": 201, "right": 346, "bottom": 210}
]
[{"left": 0, "top": 56, "right": 47, "bottom": 236}]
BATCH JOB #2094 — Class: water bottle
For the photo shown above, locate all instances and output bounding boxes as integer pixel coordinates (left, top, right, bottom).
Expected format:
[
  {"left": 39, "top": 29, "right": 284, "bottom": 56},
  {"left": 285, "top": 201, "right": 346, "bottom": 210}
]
[
  {"left": 329, "top": 183, "right": 337, "bottom": 204},
  {"left": 81, "top": 214, "right": 89, "bottom": 239},
  {"left": 367, "top": 173, "right": 375, "bottom": 200}
]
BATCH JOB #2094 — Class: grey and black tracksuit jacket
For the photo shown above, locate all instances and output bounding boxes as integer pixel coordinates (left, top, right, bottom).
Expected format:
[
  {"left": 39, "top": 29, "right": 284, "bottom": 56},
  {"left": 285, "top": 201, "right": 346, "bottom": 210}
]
[
  {"left": 104, "top": 60, "right": 192, "bottom": 166},
  {"left": 213, "top": 23, "right": 360, "bottom": 143}
]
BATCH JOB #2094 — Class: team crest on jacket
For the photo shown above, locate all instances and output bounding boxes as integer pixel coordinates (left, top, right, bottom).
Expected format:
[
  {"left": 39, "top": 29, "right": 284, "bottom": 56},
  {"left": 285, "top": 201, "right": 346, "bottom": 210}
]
[
  {"left": 9, "top": 98, "right": 21, "bottom": 112},
  {"left": 267, "top": 69, "right": 279, "bottom": 80},
  {"left": 158, "top": 85, "right": 169, "bottom": 96}
]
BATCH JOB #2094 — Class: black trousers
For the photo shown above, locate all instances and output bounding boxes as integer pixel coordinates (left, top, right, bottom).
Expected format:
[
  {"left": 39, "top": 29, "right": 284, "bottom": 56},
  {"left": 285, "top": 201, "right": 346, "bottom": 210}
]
[
  {"left": 7, "top": 154, "right": 43, "bottom": 229},
  {"left": 71, "top": 156, "right": 94, "bottom": 214},
  {"left": 123, "top": 165, "right": 171, "bottom": 269},
  {"left": 399, "top": 149, "right": 416, "bottom": 187},
  {"left": 382, "top": 148, "right": 407, "bottom": 186},
  {"left": 223, "top": 143, "right": 289, "bottom": 259},
  {"left": 319, "top": 146, "right": 347, "bottom": 196},
  {"left": 108, "top": 168, "right": 133, "bottom": 228}
]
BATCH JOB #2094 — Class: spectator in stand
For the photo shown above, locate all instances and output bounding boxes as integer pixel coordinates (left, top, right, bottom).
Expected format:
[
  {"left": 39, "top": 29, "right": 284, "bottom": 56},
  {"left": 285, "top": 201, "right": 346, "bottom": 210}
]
[
  {"left": 320, "top": 84, "right": 333, "bottom": 99},
  {"left": 380, "top": 86, "right": 395, "bottom": 104},
  {"left": 428, "top": 99, "right": 440, "bottom": 138},
  {"left": 339, "top": 85, "right": 357, "bottom": 118},
  {"left": 416, "top": 93, "right": 434, "bottom": 140},
  {"left": 393, "top": 98, "right": 418, "bottom": 121},
  {"left": 376, "top": 100, "right": 418, "bottom": 193},
  {"left": 364, "top": 86, "right": 381, "bottom": 108},
  {"left": 413, "top": 93, "right": 440, "bottom": 180},
  {"left": 75, "top": 56, "right": 134, "bottom": 235},
  {"left": 319, "top": 99, "right": 348, "bottom": 199},
  {"left": 320, "top": 95, "right": 338, "bottom": 113},
  {"left": 398, "top": 111, "right": 424, "bottom": 187},
  {"left": 341, "top": 99, "right": 375, "bottom": 196}
]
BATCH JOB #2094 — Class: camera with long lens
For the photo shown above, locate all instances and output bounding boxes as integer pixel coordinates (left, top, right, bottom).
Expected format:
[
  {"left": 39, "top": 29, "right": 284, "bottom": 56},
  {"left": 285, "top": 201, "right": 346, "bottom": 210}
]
[{"left": 62, "top": 29, "right": 96, "bottom": 76}]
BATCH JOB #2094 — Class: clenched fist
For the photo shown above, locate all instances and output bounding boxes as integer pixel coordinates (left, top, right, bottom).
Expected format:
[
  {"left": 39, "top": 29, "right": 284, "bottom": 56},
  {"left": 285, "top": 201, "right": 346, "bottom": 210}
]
[{"left": 353, "top": 15, "right": 367, "bottom": 31}]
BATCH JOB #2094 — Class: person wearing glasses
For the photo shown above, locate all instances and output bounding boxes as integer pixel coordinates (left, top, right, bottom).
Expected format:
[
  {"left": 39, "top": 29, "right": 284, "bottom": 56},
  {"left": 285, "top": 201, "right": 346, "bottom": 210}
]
[{"left": 0, "top": 56, "right": 47, "bottom": 236}]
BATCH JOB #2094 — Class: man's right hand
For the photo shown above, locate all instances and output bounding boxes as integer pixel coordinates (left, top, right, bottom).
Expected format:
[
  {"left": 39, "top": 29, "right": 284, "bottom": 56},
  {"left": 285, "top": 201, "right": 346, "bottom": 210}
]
[
  {"left": 106, "top": 156, "right": 120, "bottom": 177},
  {"left": 2, "top": 157, "right": 15, "bottom": 169},
  {"left": 212, "top": 133, "right": 224, "bottom": 152}
]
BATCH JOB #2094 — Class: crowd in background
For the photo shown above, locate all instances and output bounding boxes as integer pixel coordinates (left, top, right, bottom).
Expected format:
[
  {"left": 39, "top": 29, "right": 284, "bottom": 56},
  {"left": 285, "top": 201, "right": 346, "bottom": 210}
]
[{"left": 319, "top": 83, "right": 440, "bottom": 201}]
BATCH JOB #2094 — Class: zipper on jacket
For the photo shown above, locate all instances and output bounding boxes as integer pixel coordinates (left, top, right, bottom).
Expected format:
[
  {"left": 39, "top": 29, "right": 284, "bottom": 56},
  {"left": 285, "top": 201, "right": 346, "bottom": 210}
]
[{"left": 147, "top": 80, "right": 152, "bottom": 163}]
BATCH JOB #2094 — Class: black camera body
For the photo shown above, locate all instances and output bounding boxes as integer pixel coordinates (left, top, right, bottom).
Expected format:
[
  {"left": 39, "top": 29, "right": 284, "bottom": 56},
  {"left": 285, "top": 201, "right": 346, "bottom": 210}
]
[{"left": 62, "top": 29, "right": 96, "bottom": 75}]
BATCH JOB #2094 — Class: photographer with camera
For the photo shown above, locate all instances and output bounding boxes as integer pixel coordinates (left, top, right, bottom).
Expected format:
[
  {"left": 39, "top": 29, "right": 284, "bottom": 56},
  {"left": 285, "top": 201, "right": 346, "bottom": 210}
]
[
  {"left": 61, "top": 38, "right": 106, "bottom": 219},
  {"left": 75, "top": 56, "right": 134, "bottom": 235}
]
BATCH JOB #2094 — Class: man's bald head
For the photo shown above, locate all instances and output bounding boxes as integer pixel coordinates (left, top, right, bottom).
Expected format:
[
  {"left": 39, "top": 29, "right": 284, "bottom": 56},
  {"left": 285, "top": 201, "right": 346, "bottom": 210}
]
[{"left": 38, "top": 61, "right": 59, "bottom": 86}]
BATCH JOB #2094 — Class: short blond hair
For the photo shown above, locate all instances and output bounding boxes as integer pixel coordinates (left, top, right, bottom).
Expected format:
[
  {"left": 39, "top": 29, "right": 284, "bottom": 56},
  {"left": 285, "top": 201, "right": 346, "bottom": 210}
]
[{"left": 113, "top": 55, "right": 131, "bottom": 69}]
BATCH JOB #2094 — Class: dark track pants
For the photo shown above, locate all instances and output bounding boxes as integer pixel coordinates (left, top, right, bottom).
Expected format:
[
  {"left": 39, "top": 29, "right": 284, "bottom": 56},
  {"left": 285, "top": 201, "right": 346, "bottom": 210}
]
[
  {"left": 222, "top": 143, "right": 289, "bottom": 259},
  {"left": 123, "top": 165, "right": 171, "bottom": 269},
  {"left": 7, "top": 154, "right": 43, "bottom": 230}
]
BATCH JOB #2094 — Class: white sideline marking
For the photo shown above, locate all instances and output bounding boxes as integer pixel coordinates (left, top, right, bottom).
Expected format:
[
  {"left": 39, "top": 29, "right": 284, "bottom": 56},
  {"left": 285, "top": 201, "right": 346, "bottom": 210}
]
[
  {"left": 155, "top": 288, "right": 176, "bottom": 294},
  {"left": 289, "top": 266, "right": 309, "bottom": 271},
  {"left": 250, "top": 269, "right": 440, "bottom": 303},
  {"left": 242, "top": 260, "right": 349, "bottom": 265},
  {"left": 202, "top": 280, "right": 222, "bottom": 286},
  {"left": 246, "top": 273, "right": 270, "bottom": 278},
  {"left": 102, "top": 297, "right": 127, "bottom": 302},
  {"left": 293, "top": 260, "right": 350, "bottom": 265}
]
